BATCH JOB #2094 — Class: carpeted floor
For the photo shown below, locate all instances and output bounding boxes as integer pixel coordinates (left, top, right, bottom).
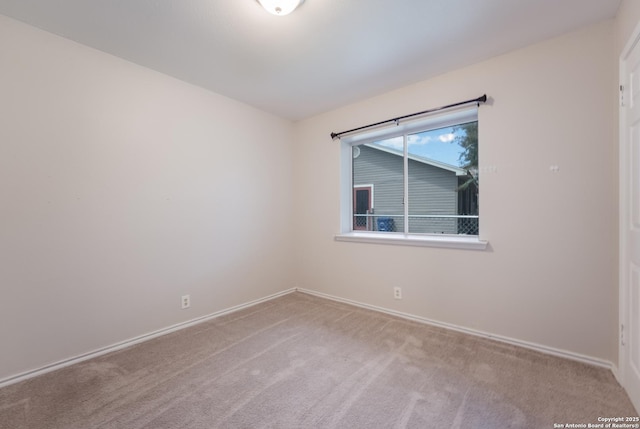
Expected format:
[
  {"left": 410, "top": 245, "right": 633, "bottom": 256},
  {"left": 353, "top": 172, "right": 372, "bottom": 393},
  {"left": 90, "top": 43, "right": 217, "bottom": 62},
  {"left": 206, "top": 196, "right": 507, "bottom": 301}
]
[{"left": 0, "top": 292, "right": 637, "bottom": 428}]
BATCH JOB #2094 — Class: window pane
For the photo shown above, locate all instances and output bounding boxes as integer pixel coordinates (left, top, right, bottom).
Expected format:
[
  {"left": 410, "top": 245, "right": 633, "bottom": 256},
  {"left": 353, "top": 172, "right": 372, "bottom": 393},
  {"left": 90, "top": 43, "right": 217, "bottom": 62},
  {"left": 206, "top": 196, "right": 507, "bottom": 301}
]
[
  {"left": 352, "top": 139, "right": 404, "bottom": 232},
  {"left": 406, "top": 122, "right": 478, "bottom": 235},
  {"left": 348, "top": 118, "right": 479, "bottom": 237}
]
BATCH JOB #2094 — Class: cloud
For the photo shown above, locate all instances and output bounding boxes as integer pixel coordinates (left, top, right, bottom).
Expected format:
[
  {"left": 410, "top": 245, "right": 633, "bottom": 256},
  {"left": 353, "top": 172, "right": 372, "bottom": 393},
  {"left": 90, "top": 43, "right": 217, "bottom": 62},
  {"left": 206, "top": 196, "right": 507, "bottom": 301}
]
[
  {"left": 376, "top": 130, "right": 455, "bottom": 151},
  {"left": 408, "top": 134, "right": 432, "bottom": 146},
  {"left": 438, "top": 133, "right": 455, "bottom": 143},
  {"left": 378, "top": 136, "right": 403, "bottom": 150}
]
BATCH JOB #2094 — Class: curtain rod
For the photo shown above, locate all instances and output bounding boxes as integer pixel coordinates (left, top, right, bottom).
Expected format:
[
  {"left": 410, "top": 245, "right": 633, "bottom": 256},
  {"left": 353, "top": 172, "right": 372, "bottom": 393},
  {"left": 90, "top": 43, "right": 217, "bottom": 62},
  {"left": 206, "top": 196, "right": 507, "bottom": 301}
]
[{"left": 330, "top": 94, "right": 487, "bottom": 140}]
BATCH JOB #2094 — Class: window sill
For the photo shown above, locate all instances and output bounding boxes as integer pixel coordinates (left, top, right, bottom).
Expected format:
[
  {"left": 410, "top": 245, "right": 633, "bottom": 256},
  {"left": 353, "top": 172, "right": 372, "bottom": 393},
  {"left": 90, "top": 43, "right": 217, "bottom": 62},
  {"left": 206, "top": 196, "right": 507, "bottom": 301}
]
[{"left": 335, "top": 232, "right": 488, "bottom": 250}]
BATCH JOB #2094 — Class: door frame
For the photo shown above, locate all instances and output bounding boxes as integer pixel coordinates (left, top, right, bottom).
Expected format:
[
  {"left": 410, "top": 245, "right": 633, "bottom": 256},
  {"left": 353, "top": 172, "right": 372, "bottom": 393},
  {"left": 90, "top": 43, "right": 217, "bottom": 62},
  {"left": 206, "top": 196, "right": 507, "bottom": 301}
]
[
  {"left": 353, "top": 184, "right": 374, "bottom": 230},
  {"left": 619, "top": 18, "right": 640, "bottom": 413}
]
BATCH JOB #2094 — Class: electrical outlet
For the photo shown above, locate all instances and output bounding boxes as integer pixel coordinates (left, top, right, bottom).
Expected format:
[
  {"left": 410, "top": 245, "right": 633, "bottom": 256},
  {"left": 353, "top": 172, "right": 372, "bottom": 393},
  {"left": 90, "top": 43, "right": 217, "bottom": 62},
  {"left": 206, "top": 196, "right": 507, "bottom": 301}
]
[
  {"left": 394, "top": 287, "right": 402, "bottom": 300},
  {"left": 181, "top": 294, "right": 190, "bottom": 309}
]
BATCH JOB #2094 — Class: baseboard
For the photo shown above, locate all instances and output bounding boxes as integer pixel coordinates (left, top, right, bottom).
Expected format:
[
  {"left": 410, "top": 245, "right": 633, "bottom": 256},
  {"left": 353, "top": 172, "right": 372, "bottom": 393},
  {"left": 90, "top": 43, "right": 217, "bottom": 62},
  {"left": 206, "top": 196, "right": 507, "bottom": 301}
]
[
  {"left": 0, "top": 288, "right": 297, "bottom": 389},
  {"left": 297, "top": 288, "right": 614, "bottom": 371},
  {"left": 611, "top": 363, "right": 622, "bottom": 385},
  {"left": 2, "top": 286, "right": 614, "bottom": 389}
]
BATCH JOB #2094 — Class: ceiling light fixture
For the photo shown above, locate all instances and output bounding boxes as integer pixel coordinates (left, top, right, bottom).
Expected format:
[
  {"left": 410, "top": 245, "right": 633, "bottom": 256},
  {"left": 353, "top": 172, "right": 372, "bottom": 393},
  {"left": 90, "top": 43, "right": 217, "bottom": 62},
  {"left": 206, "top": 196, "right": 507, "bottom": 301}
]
[{"left": 256, "top": 0, "right": 305, "bottom": 16}]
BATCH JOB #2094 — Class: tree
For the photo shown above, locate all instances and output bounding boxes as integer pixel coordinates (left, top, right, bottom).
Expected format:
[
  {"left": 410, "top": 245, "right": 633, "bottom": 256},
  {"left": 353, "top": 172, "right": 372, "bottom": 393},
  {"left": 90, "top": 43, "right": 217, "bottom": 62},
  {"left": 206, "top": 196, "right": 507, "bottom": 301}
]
[{"left": 452, "top": 122, "right": 478, "bottom": 192}]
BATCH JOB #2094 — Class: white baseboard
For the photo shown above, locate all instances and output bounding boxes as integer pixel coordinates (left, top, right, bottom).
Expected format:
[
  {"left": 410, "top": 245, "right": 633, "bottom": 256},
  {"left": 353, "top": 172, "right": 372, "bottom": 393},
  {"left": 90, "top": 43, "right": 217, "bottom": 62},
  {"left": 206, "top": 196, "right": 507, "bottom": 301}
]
[
  {"left": 0, "top": 288, "right": 297, "bottom": 389},
  {"left": 1, "top": 287, "right": 615, "bottom": 389},
  {"left": 297, "top": 288, "right": 614, "bottom": 371},
  {"left": 611, "top": 363, "right": 622, "bottom": 385}
]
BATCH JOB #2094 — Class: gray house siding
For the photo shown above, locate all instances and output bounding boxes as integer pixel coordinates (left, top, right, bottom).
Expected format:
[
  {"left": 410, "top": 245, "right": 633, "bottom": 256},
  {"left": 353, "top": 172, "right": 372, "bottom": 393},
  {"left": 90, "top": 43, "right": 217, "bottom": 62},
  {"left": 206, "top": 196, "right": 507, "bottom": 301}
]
[{"left": 353, "top": 145, "right": 459, "bottom": 234}]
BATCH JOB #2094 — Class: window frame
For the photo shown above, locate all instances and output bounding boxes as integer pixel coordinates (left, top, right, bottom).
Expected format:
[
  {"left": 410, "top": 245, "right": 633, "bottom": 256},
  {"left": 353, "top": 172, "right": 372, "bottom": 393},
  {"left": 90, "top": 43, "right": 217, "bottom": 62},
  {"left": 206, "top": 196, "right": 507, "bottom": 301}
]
[{"left": 336, "top": 106, "right": 488, "bottom": 250}]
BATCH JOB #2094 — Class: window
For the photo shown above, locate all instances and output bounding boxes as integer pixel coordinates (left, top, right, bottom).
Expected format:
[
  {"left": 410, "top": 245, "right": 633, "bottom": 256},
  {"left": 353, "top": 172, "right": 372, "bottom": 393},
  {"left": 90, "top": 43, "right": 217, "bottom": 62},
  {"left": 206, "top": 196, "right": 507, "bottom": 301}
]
[{"left": 337, "top": 106, "right": 487, "bottom": 250}]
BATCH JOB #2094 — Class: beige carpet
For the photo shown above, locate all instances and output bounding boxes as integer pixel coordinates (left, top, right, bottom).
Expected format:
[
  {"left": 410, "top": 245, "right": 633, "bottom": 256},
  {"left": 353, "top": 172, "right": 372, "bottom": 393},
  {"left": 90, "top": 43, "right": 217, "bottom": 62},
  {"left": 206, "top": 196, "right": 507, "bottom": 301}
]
[{"left": 0, "top": 292, "right": 636, "bottom": 428}]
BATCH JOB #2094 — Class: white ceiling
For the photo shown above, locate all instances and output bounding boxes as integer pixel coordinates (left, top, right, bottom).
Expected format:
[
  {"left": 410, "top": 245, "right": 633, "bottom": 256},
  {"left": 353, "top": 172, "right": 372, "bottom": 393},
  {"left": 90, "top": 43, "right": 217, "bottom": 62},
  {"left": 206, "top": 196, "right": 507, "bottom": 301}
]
[{"left": 0, "top": 0, "right": 621, "bottom": 120}]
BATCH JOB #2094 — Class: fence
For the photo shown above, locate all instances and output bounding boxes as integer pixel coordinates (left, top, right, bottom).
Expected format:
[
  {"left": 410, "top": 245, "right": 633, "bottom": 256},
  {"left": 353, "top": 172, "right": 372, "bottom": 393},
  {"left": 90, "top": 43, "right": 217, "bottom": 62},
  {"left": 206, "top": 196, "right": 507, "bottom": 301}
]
[{"left": 353, "top": 214, "right": 479, "bottom": 235}]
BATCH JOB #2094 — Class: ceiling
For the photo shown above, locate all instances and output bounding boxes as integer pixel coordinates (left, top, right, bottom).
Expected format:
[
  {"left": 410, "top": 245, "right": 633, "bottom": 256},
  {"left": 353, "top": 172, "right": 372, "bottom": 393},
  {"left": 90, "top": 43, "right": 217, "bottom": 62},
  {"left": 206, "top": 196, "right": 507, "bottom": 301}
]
[{"left": 0, "top": 0, "right": 622, "bottom": 120}]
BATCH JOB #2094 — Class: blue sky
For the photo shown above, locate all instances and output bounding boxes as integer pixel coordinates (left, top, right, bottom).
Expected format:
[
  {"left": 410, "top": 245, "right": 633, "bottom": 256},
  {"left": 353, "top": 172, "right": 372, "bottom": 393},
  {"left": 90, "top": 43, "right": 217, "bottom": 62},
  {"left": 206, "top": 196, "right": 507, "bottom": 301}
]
[{"left": 378, "top": 126, "right": 467, "bottom": 167}]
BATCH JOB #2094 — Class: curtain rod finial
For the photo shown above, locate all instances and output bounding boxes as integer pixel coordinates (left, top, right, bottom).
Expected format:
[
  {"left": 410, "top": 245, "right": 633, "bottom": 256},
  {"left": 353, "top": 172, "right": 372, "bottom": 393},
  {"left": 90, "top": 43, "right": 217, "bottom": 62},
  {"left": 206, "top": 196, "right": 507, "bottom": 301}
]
[{"left": 331, "top": 132, "right": 339, "bottom": 140}]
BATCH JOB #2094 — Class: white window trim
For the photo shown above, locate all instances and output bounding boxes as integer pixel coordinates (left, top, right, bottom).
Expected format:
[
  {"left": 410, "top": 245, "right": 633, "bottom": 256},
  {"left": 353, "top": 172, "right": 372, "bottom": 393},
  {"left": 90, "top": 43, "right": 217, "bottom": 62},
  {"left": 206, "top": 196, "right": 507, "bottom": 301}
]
[
  {"left": 335, "top": 232, "right": 487, "bottom": 250},
  {"left": 336, "top": 105, "right": 488, "bottom": 251}
]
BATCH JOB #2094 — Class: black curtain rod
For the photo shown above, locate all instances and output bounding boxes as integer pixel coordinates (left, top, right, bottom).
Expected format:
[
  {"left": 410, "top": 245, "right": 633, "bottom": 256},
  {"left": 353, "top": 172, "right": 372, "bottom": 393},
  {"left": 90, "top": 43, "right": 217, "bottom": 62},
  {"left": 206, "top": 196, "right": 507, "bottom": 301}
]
[{"left": 330, "top": 94, "right": 487, "bottom": 140}]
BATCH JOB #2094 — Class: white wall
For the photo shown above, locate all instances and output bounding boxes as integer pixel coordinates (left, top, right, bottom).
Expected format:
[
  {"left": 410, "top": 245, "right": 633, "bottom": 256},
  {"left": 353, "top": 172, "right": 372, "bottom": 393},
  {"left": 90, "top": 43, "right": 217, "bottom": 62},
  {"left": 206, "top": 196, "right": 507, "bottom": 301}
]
[
  {"left": 0, "top": 15, "right": 294, "bottom": 381},
  {"left": 293, "top": 21, "right": 617, "bottom": 363},
  {"left": 616, "top": 0, "right": 640, "bottom": 53}
]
